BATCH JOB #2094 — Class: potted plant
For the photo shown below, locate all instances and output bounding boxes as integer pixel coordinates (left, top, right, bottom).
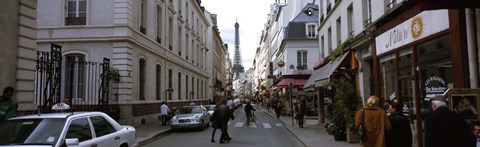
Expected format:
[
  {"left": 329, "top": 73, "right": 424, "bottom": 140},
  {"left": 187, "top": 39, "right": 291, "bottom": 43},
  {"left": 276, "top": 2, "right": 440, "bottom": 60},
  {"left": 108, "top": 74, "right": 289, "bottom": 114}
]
[{"left": 323, "top": 76, "right": 358, "bottom": 141}]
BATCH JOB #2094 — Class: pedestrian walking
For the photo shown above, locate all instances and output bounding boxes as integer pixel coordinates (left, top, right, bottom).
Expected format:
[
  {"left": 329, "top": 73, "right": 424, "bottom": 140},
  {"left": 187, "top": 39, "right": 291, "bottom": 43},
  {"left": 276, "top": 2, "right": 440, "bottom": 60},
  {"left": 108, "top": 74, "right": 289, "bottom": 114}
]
[
  {"left": 355, "top": 95, "right": 391, "bottom": 147},
  {"left": 384, "top": 101, "right": 412, "bottom": 147},
  {"left": 160, "top": 101, "right": 170, "bottom": 126},
  {"left": 210, "top": 104, "right": 219, "bottom": 142},
  {"left": 294, "top": 101, "right": 305, "bottom": 128},
  {"left": 275, "top": 100, "right": 284, "bottom": 118},
  {"left": 0, "top": 87, "right": 17, "bottom": 122},
  {"left": 424, "top": 95, "right": 475, "bottom": 147},
  {"left": 215, "top": 100, "right": 234, "bottom": 144}
]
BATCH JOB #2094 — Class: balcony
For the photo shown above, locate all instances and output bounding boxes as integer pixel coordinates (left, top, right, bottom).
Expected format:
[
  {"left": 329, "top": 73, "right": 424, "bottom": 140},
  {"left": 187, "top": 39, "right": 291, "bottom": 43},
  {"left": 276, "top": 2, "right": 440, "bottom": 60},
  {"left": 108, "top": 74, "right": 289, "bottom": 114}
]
[{"left": 65, "top": 17, "right": 86, "bottom": 25}]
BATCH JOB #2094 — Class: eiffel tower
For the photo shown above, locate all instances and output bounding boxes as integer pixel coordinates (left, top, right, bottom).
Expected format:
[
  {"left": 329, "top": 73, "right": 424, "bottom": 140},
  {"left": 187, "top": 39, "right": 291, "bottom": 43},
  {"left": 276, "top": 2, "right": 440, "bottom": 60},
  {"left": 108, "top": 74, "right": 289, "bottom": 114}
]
[{"left": 232, "top": 19, "right": 244, "bottom": 79}]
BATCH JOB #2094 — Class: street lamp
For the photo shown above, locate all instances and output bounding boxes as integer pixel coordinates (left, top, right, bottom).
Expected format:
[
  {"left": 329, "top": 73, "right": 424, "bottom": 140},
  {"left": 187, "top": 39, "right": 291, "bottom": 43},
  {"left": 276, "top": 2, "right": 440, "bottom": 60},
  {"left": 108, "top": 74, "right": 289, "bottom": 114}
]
[
  {"left": 166, "top": 88, "right": 173, "bottom": 104},
  {"left": 288, "top": 82, "right": 294, "bottom": 126}
]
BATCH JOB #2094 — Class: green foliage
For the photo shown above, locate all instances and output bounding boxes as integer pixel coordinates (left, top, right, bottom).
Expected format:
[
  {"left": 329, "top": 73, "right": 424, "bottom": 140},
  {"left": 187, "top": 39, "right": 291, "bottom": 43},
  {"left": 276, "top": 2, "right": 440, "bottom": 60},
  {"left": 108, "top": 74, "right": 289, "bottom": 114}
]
[
  {"left": 322, "top": 76, "right": 361, "bottom": 133},
  {"left": 329, "top": 36, "right": 355, "bottom": 60}
]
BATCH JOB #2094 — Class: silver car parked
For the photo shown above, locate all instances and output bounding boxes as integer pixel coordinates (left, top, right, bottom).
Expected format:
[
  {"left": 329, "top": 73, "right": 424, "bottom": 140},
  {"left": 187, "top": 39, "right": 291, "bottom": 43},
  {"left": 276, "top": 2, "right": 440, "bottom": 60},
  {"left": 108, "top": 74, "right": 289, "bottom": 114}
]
[{"left": 170, "top": 105, "right": 211, "bottom": 131}]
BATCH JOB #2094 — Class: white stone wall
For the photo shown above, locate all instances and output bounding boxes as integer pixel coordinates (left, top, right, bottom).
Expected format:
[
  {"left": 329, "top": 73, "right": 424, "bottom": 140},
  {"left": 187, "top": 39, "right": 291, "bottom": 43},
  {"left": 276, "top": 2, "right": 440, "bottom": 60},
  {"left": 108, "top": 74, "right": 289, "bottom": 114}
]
[
  {"left": 0, "top": 0, "right": 37, "bottom": 112},
  {"left": 36, "top": 0, "right": 217, "bottom": 126}
]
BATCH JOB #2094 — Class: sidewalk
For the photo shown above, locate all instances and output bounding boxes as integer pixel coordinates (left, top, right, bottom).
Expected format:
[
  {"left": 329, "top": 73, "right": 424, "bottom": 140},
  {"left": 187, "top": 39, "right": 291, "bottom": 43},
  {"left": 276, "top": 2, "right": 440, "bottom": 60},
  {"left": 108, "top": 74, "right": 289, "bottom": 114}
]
[
  {"left": 135, "top": 105, "right": 360, "bottom": 147},
  {"left": 259, "top": 106, "right": 359, "bottom": 147}
]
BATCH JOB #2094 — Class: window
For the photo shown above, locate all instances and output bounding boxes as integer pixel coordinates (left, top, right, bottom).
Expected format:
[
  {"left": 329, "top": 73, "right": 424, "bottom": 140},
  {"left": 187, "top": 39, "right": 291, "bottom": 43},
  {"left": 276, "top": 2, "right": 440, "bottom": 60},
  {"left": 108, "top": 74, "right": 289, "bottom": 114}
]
[
  {"left": 186, "top": 34, "right": 189, "bottom": 60},
  {"left": 156, "top": 65, "right": 161, "bottom": 100},
  {"left": 156, "top": 5, "right": 162, "bottom": 44},
  {"left": 140, "top": 0, "right": 147, "bottom": 34},
  {"left": 66, "top": 118, "right": 92, "bottom": 142},
  {"left": 336, "top": 17, "right": 342, "bottom": 44},
  {"left": 297, "top": 50, "right": 308, "bottom": 68},
  {"left": 191, "top": 76, "right": 194, "bottom": 100},
  {"left": 65, "top": 54, "right": 85, "bottom": 100},
  {"left": 90, "top": 116, "right": 116, "bottom": 137},
  {"left": 178, "top": 72, "right": 182, "bottom": 99},
  {"left": 169, "top": 18, "right": 173, "bottom": 50},
  {"left": 168, "top": 69, "right": 173, "bottom": 100},
  {"left": 347, "top": 5, "right": 353, "bottom": 36},
  {"left": 321, "top": 36, "right": 325, "bottom": 58},
  {"left": 66, "top": 0, "right": 86, "bottom": 25},
  {"left": 306, "top": 24, "right": 317, "bottom": 38},
  {"left": 363, "top": 0, "right": 372, "bottom": 26},
  {"left": 178, "top": 26, "right": 182, "bottom": 55},
  {"left": 196, "top": 79, "right": 199, "bottom": 99},
  {"left": 186, "top": 75, "right": 189, "bottom": 99},
  {"left": 328, "top": 27, "right": 332, "bottom": 52},
  {"left": 139, "top": 59, "right": 146, "bottom": 100}
]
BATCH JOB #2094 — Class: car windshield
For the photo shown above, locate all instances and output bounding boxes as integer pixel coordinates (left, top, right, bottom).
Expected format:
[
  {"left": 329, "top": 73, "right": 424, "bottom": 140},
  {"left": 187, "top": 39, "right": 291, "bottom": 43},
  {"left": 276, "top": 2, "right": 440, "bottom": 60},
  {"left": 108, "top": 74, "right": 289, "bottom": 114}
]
[
  {"left": 178, "top": 107, "right": 202, "bottom": 114},
  {"left": 206, "top": 105, "right": 215, "bottom": 111},
  {"left": 0, "top": 118, "right": 66, "bottom": 145}
]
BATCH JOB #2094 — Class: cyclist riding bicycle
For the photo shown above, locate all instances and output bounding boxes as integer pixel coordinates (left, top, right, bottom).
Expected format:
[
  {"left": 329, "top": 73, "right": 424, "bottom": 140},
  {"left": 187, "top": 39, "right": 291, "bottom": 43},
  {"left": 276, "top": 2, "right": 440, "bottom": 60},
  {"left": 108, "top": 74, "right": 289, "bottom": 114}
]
[{"left": 244, "top": 101, "right": 256, "bottom": 126}]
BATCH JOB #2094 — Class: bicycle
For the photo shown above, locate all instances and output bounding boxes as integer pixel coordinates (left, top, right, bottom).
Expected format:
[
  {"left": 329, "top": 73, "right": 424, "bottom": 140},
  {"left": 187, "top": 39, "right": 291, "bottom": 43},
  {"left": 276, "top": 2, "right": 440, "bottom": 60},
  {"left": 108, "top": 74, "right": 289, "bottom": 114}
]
[{"left": 246, "top": 111, "right": 256, "bottom": 126}]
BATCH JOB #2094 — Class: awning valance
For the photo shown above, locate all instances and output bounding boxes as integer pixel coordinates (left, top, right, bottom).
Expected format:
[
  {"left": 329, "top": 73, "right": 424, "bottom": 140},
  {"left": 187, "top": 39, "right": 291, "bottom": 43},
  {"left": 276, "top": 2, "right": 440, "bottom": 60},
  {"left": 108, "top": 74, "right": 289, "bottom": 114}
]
[
  {"left": 276, "top": 78, "right": 308, "bottom": 89},
  {"left": 314, "top": 51, "right": 351, "bottom": 87}
]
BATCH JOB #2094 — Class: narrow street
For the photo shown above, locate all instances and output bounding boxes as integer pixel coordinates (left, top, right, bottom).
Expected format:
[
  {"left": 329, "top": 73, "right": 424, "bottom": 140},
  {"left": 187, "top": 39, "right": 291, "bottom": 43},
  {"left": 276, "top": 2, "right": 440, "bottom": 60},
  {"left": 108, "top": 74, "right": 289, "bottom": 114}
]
[{"left": 142, "top": 104, "right": 304, "bottom": 147}]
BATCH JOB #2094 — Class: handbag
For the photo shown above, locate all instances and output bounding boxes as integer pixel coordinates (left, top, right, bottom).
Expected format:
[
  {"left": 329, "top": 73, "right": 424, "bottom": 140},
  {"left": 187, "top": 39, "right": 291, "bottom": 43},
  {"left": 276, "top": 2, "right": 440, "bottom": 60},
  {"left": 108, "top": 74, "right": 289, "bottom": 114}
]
[{"left": 358, "top": 109, "right": 367, "bottom": 139}]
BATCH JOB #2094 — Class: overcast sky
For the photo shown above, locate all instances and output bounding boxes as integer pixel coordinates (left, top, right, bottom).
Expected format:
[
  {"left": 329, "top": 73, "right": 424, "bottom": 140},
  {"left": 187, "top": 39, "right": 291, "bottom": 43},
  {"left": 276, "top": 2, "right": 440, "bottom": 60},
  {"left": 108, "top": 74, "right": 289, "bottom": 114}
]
[{"left": 202, "top": 0, "right": 274, "bottom": 70}]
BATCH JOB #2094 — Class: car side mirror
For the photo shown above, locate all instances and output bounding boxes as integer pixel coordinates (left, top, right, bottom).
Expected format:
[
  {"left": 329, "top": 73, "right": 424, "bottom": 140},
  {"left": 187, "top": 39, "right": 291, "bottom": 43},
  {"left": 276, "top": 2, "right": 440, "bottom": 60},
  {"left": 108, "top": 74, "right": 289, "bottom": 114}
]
[{"left": 65, "top": 138, "right": 80, "bottom": 146}]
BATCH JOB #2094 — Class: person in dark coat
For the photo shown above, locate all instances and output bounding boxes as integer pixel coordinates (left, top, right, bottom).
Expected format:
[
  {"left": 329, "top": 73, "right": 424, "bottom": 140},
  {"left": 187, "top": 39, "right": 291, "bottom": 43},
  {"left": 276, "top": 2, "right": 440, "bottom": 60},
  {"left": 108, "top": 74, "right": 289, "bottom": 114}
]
[
  {"left": 210, "top": 104, "right": 219, "bottom": 142},
  {"left": 214, "top": 100, "right": 234, "bottom": 144},
  {"left": 385, "top": 101, "right": 412, "bottom": 147},
  {"left": 424, "top": 95, "right": 476, "bottom": 147},
  {"left": 244, "top": 101, "right": 256, "bottom": 125}
]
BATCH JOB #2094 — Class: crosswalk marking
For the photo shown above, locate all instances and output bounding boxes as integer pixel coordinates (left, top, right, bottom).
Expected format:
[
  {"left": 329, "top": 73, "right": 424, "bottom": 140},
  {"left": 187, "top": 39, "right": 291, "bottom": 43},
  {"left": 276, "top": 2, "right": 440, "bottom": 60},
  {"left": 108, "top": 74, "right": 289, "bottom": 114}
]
[
  {"left": 231, "top": 122, "right": 284, "bottom": 128},
  {"left": 235, "top": 122, "right": 244, "bottom": 127},
  {"left": 263, "top": 123, "right": 271, "bottom": 128}
]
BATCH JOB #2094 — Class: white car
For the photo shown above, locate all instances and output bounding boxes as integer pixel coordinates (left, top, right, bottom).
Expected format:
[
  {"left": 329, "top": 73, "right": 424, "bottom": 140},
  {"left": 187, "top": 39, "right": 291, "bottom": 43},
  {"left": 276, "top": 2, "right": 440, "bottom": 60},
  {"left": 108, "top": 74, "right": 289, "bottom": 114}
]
[
  {"left": 0, "top": 112, "right": 137, "bottom": 147},
  {"left": 170, "top": 105, "right": 211, "bottom": 131}
]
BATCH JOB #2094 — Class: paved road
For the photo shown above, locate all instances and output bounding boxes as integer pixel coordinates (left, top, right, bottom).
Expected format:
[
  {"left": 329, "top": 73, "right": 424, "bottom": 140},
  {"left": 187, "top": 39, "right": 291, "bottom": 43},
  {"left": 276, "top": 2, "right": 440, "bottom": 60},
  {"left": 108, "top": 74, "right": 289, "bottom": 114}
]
[{"left": 142, "top": 105, "right": 304, "bottom": 147}]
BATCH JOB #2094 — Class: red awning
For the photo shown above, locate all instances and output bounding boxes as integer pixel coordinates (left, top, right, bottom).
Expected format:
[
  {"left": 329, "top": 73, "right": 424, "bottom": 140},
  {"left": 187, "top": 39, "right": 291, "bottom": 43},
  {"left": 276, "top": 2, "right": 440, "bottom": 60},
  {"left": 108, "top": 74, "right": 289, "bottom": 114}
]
[{"left": 276, "top": 78, "right": 308, "bottom": 89}]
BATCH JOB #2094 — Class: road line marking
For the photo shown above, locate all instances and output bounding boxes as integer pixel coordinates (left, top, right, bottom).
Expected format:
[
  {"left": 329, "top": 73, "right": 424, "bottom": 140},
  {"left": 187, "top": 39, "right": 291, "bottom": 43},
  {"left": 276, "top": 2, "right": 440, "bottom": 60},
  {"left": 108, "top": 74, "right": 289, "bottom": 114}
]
[
  {"left": 263, "top": 123, "right": 271, "bottom": 128},
  {"left": 235, "top": 122, "right": 243, "bottom": 127},
  {"left": 275, "top": 123, "right": 283, "bottom": 127}
]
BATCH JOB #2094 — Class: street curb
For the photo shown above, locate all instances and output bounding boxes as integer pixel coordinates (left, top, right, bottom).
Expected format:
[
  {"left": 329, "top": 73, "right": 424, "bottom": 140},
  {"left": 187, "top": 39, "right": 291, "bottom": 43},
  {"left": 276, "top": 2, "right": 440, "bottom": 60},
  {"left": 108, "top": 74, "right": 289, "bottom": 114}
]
[
  {"left": 284, "top": 126, "right": 308, "bottom": 147},
  {"left": 138, "top": 128, "right": 172, "bottom": 146},
  {"left": 256, "top": 105, "right": 307, "bottom": 147}
]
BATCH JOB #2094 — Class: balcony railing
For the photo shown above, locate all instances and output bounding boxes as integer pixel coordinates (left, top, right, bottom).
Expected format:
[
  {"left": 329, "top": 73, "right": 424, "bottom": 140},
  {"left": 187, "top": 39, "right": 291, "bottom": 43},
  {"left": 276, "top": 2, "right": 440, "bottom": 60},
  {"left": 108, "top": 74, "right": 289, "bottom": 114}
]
[{"left": 65, "top": 17, "right": 86, "bottom": 25}]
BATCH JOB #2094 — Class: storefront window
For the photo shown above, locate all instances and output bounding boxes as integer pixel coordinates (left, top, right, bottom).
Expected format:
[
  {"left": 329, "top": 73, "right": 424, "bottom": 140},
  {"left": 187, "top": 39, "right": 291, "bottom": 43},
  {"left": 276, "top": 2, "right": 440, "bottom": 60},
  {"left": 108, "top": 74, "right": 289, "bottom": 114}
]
[
  {"left": 380, "top": 53, "right": 398, "bottom": 101},
  {"left": 417, "top": 35, "right": 452, "bottom": 108}
]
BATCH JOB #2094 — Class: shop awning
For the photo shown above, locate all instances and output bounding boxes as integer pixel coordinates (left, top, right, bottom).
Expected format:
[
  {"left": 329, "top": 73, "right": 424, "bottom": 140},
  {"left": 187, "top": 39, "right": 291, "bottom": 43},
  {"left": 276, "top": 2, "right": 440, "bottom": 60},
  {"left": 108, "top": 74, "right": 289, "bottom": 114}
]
[
  {"left": 277, "top": 78, "right": 308, "bottom": 89},
  {"left": 303, "top": 68, "right": 322, "bottom": 90},
  {"left": 314, "top": 51, "right": 351, "bottom": 87}
]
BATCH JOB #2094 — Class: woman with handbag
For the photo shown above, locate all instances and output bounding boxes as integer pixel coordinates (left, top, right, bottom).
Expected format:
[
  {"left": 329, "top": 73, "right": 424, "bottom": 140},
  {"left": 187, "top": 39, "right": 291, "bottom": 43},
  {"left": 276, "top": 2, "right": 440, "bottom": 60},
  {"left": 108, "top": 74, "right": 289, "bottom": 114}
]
[{"left": 355, "top": 95, "right": 392, "bottom": 147}]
